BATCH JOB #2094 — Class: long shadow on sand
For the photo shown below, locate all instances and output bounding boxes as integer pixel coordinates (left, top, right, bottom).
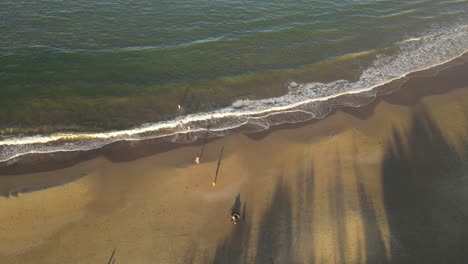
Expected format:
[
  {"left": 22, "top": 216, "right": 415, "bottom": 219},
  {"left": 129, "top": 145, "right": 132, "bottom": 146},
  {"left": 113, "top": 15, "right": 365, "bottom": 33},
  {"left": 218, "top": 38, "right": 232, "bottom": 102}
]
[
  {"left": 212, "top": 196, "right": 250, "bottom": 264},
  {"left": 211, "top": 177, "right": 297, "bottom": 264},
  {"left": 210, "top": 158, "right": 391, "bottom": 263},
  {"left": 382, "top": 105, "right": 468, "bottom": 263},
  {"left": 230, "top": 194, "right": 242, "bottom": 217},
  {"left": 207, "top": 103, "right": 468, "bottom": 264},
  {"left": 254, "top": 177, "right": 295, "bottom": 264}
]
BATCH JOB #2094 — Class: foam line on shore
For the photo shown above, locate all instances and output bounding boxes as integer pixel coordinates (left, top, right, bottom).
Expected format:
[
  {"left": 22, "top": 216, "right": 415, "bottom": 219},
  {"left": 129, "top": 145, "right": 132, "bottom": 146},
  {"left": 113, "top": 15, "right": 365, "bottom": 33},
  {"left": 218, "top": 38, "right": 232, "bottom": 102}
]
[{"left": 0, "top": 25, "right": 467, "bottom": 164}]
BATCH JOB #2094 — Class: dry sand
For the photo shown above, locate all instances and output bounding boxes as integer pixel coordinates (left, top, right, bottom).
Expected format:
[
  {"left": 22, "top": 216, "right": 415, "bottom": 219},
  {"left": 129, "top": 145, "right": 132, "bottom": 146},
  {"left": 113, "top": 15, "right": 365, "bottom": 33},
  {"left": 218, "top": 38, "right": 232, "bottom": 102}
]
[{"left": 1, "top": 61, "right": 468, "bottom": 263}]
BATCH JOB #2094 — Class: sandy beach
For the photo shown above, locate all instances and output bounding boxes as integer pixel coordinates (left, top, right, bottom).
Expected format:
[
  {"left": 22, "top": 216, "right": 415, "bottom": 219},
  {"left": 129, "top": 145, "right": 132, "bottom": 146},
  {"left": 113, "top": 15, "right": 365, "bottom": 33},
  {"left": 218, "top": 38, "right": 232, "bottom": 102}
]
[{"left": 1, "top": 56, "right": 468, "bottom": 263}]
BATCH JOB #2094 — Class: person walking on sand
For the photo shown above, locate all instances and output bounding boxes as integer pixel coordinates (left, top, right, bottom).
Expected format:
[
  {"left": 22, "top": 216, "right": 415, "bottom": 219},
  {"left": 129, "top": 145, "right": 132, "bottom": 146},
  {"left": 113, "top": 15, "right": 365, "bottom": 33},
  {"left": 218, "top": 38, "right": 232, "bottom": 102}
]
[
  {"left": 195, "top": 155, "right": 200, "bottom": 165},
  {"left": 231, "top": 213, "right": 240, "bottom": 224}
]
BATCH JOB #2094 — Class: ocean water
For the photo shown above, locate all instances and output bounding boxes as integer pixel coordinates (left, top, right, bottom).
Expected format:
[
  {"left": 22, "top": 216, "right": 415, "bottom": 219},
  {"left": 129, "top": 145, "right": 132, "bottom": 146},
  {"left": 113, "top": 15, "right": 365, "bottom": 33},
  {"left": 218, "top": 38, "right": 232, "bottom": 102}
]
[{"left": 0, "top": 0, "right": 467, "bottom": 162}]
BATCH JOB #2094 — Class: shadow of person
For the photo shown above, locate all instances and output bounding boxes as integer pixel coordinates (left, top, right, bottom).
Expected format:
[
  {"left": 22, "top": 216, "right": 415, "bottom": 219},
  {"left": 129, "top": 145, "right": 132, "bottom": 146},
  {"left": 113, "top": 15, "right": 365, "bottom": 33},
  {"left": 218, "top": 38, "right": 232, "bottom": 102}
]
[{"left": 231, "top": 194, "right": 241, "bottom": 216}]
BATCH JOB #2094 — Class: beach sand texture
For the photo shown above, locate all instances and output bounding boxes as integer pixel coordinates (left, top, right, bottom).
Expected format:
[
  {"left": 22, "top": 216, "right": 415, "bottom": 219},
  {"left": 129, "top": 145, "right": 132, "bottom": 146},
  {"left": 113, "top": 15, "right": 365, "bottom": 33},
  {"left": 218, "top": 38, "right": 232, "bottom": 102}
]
[{"left": 1, "top": 60, "right": 468, "bottom": 263}]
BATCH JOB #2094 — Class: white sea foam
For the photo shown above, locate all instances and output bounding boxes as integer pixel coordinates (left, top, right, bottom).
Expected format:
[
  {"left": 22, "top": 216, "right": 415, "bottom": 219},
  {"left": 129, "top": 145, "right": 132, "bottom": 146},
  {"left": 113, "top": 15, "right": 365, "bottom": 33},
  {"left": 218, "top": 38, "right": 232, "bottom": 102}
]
[
  {"left": 1, "top": 25, "right": 467, "bottom": 163},
  {"left": 399, "top": 37, "right": 422, "bottom": 44}
]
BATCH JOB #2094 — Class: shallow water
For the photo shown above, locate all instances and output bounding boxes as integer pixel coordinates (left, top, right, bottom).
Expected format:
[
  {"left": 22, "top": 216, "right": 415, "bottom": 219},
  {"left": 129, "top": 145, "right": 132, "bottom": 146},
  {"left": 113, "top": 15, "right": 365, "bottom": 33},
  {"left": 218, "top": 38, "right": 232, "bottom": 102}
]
[{"left": 0, "top": 0, "right": 467, "bottom": 161}]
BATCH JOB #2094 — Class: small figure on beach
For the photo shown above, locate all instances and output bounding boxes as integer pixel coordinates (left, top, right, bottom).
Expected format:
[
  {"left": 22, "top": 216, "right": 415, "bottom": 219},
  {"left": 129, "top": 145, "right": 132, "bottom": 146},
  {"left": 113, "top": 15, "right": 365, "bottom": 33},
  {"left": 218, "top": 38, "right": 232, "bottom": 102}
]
[
  {"left": 230, "top": 213, "right": 240, "bottom": 224},
  {"left": 195, "top": 155, "right": 200, "bottom": 165},
  {"left": 230, "top": 194, "right": 241, "bottom": 224}
]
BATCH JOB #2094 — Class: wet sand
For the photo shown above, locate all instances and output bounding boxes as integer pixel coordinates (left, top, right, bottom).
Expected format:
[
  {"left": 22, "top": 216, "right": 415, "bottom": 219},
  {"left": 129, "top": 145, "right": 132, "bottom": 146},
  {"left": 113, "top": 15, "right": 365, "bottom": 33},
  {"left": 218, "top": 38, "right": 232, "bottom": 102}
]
[{"left": 1, "top": 60, "right": 468, "bottom": 263}]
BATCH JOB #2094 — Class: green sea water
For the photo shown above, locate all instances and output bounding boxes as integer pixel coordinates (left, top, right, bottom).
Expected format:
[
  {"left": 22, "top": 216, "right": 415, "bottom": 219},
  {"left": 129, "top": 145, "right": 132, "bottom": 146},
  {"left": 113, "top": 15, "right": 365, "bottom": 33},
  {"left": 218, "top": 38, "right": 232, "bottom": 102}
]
[{"left": 0, "top": 0, "right": 467, "bottom": 138}]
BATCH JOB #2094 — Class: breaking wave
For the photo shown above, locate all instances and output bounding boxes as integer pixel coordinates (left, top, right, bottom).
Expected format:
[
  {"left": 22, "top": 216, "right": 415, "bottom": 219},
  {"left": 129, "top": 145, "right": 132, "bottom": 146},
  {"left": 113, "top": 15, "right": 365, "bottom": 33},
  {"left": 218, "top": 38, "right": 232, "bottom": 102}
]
[{"left": 1, "top": 25, "right": 467, "bottom": 164}]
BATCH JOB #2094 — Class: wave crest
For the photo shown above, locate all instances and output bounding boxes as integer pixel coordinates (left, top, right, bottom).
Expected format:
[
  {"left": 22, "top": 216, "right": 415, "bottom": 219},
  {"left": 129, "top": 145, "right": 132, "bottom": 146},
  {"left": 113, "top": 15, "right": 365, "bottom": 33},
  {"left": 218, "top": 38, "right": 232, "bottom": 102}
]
[{"left": 1, "top": 25, "right": 467, "bottom": 164}]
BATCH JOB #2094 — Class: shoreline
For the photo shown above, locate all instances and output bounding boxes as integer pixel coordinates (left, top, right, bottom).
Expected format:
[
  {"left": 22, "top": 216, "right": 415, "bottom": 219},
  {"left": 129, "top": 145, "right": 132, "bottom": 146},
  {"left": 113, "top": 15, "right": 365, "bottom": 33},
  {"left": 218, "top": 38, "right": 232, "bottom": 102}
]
[
  {"left": 1, "top": 23, "right": 466, "bottom": 140},
  {"left": 1, "top": 51, "right": 468, "bottom": 176},
  {"left": 1, "top": 23, "right": 467, "bottom": 165},
  {"left": 1, "top": 61, "right": 467, "bottom": 262}
]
